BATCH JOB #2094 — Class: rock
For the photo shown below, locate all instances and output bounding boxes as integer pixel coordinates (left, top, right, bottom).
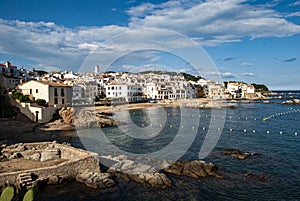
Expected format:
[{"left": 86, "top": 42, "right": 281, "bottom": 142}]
[
  {"left": 76, "top": 172, "right": 115, "bottom": 189},
  {"left": 30, "top": 153, "right": 41, "bottom": 160},
  {"left": 40, "top": 149, "right": 61, "bottom": 162},
  {"left": 224, "top": 149, "right": 253, "bottom": 160},
  {"left": 163, "top": 161, "right": 184, "bottom": 175},
  {"left": 9, "top": 152, "right": 23, "bottom": 159},
  {"left": 47, "top": 176, "right": 59, "bottom": 185},
  {"left": 164, "top": 160, "right": 220, "bottom": 179}
]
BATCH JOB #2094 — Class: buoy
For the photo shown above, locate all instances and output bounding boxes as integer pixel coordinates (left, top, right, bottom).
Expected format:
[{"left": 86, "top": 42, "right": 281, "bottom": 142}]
[
  {"left": 295, "top": 132, "right": 298, "bottom": 136},
  {"left": 229, "top": 116, "right": 232, "bottom": 119},
  {"left": 253, "top": 130, "right": 256, "bottom": 133},
  {"left": 142, "top": 124, "right": 144, "bottom": 127},
  {"left": 218, "top": 128, "right": 221, "bottom": 131},
  {"left": 150, "top": 124, "right": 153, "bottom": 126},
  {"left": 181, "top": 125, "right": 184, "bottom": 128},
  {"left": 244, "top": 129, "right": 247, "bottom": 133},
  {"left": 254, "top": 118, "right": 257, "bottom": 121},
  {"left": 267, "top": 131, "right": 270, "bottom": 134},
  {"left": 160, "top": 124, "right": 162, "bottom": 127},
  {"left": 245, "top": 117, "right": 248, "bottom": 120},
  {"left": 192, "top": 126, "right": 195, "bottom": 130},
  {"left": 203, "top": 127, "right": 205, "bottom": 130},
  {"left": 279, "top": 131, "right": 283, "bottom": 135},
  {"left": 170, "top": 125, "right": 173, "bottom": 128},
  {"left": 229, "top": 128, "right": 233, "bottom": 132}
]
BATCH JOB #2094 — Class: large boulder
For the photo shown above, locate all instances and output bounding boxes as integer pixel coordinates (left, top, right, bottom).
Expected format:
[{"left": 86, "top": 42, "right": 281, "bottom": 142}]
[
  {"left": 75, "top": 172, "right": 115, "bottom": 189},
  {"left": 224, "top": 149, "right": 254, "bottom": 160},
  {"left": 103, "top": 155, "right": 172, "bottom": 188},
  {"left": 164, "top": 160, "right": 222, "bottom": 178},
  {"left": 40, "top": 149, "right": 61, "bottom": 162}
]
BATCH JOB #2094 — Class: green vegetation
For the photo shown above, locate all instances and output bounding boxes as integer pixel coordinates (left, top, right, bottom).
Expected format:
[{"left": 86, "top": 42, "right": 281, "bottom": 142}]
[
  {"left": 22, "top": 188, "right": 35, "bottom": 201},
  {"left": 139, "top": 70, "right": 202, "bottom": 82},
  {"left": 0, "top": 186, "right": 15, "bottom": 201},
  {"left": 0, "top": 95, "right": 17, "bottom": 118},
  {"left": 0, "top": 186, "right": 35, "bottom": 201},
  {"left": 251, "top": 83, "right": 269, "bottom": 92},
  {"left": 34, "top": 70, "right": 48, "bottom": 76},
  {"left": 11, "top": 91, "right": 32, "bottom": 103},
  {"left": 180, "top": 72, "right": 202, "bottom": 82},
  {"left": 35, "top": 99, "right": 46, "bottom": 106}
]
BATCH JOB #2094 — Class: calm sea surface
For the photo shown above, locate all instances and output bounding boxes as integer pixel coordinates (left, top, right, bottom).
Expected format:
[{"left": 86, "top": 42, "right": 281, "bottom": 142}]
[{"left": 37, "top": 91, "right": 300, "bottom": 201}]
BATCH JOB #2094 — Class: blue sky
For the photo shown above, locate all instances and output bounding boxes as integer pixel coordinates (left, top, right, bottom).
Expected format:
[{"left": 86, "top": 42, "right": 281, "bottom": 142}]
[{"left": 0, "top": 0, "right": 299, "bottom": 90}]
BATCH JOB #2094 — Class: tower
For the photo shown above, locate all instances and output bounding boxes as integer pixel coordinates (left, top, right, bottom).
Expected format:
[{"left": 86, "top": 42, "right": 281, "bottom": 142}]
[{"left": 94, "top": 65, "right": 100, "bottom": 74}]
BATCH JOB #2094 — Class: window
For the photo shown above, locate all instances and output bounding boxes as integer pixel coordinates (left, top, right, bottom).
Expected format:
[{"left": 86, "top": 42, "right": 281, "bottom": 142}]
[
  {"left": 61, "top": 88, "right": 65, "bottom": 97},
  {"left": 119, "top": 86, "right": 121, "bottom": 90},
  {"left": 112, "top": 86, "right": 114, "bottom": 90},
  {"left": 36, "top": 89, "right": 38, "bottom": 93},
  {"left": 54, "top": 98, "right": 58, "bottom": 104},
  {"left": 108, "top": 87, "right": 110, "bottom": 90},
  {"left": 54, "top": 88, "right": 58, "bottom": 96},
  {"left": 62, "top": 98, "right": 65, "bottom": 104},
  {"left": 30, "top": 89, "right": 32, "bottom": 94}
]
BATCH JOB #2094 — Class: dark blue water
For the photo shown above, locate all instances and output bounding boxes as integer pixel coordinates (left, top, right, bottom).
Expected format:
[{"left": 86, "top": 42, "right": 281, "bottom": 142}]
[{"left": 36, "top": 92, "right": 300, "bottom": 201}]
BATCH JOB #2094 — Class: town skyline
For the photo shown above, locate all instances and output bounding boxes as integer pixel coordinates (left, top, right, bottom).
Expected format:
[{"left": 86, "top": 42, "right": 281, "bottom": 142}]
[{"left": 0, "top": 0, "right": 300, "bottom": 90}]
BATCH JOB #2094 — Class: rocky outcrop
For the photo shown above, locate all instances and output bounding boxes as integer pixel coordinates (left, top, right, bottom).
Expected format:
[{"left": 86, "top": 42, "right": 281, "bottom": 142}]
[
  {"left": 224, "top": 149, "right": 255, "bottom": 160},
  {"left": 75, "top": 171, "right": 115, "bottom": 189},
  {"left": 101, "top": 155, "right": 172, "bottom": 188},
  {"left": 57, "top": 107, "right": 121, "bottom": 128},
  {"left": 163, "top": 160, "right": 223, "bottom": 178}
]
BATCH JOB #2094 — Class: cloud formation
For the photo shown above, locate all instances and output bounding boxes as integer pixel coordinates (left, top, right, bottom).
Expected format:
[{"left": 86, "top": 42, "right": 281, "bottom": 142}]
[
  {"left": 241, "top": 62, "right": 254, "bottom": 66},
  {"left": 282, "top": 58, "right": 296, "bottom": 62},
  {"left": 242, "top": 72, "right": 256, "bottom": 76},
  {"left": 127, "top": 0, "right": 300, "bottom": 45},
  {"left": 223, "top": 57, "right": 236, "bottom": 62}
]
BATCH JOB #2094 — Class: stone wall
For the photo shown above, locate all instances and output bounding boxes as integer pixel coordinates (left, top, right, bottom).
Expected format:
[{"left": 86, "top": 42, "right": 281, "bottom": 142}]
[
  {"left": 0, "top": 142, "right": 100, "bottom": 187},
  {"left": 9, "top": 97, "right": 58, "bottom": 123}
]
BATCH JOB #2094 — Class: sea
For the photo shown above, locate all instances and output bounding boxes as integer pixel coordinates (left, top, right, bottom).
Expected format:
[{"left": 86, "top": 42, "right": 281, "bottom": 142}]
[{"left": 36, "top": 91, "right": 300, "bottom": 201}]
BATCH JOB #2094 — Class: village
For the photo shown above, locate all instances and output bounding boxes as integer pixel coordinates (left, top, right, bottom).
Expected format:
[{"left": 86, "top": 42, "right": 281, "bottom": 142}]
[{"left": 0, "top": 61, "right": 265, "bottom": 123}]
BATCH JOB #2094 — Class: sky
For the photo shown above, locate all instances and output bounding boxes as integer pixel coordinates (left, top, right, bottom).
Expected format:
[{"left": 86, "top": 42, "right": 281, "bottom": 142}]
[{"left": 0, "top": 0, "right": 299, "bottom": 90}]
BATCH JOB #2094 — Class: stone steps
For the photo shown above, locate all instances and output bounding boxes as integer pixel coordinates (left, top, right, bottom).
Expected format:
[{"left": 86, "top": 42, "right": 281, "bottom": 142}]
[{"left": 18, "top": 173, "right": 34, "bottom": 189}]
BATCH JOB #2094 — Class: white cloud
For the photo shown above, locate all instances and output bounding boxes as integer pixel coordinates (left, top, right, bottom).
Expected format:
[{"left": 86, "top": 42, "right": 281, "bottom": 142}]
[
  {"left": 242, "top": 72, "right": 256, "bottom": 76},
  {"left": 241, "top": 62, "right": 255, "bottom": 66},
  {"left": 0, "top": 19, "right": 129, "bottom": 70},
  {"left": 286, "top": 11, "right": 300, "bottom": 17},
  {"left": 127, "top": 0, "right": 300, "bottom": 45}
]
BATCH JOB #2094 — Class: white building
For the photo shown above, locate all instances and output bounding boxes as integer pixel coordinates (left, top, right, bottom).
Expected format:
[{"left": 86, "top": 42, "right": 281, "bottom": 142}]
[
  {"left": 104, "top": 84, "right": 142, "bottom": 102},
  {"left": 17, "top": 80, "right": 72, "bottom": 107}
]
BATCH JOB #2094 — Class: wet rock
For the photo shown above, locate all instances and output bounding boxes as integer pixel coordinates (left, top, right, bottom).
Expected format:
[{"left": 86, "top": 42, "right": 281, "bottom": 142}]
[
  {"left": 102, "top": 155, "right": 172, "bottom": 188},
  {"left": 76, "top": 172, "right": 115, "bottom": 189},
  {"left": 224, "top": 149, "right": 254, "bottom": 160},
  {"left": 164, "top": 160, "right": 221, "bottom": 178}
]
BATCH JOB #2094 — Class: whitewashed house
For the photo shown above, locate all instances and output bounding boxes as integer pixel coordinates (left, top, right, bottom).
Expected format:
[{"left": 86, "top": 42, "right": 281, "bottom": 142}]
[
  {"left": 17, "top": 80, "right": 72, "bottom": 106},
  {"left": 104, "top": 84, "right": 142, "bottom": 102}
]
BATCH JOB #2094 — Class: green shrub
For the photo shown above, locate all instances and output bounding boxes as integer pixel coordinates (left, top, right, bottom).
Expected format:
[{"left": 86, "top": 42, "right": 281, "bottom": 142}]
[
  {"left": 22, "top": 188, "right": 34, "bottom": 201},
  {"left": 35, "top": 99, "right": 46, "bottom": 106},
  {"left": 0, "top": 185, "right": 15, "bottom": 201}
]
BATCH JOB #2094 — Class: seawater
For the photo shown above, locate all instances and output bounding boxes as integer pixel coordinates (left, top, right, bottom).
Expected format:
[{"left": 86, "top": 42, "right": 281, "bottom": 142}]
[{"left": 36, "top": 92, "right": 300, "bottom": 201}]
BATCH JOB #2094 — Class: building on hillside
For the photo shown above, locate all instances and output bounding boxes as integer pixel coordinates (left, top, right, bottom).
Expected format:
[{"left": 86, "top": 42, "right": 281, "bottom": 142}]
[
  {"left": 104, "top": 84, "right": 142, "bottom": 102},
  {"left": 0, "top": 74, "right": 20, "bottom": 89},
  {"left": 17, "top": 80, "right": 72, "bottom": 107},
  {"left": 207, "top": 82, "right": 226, "bottom": 100}
]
